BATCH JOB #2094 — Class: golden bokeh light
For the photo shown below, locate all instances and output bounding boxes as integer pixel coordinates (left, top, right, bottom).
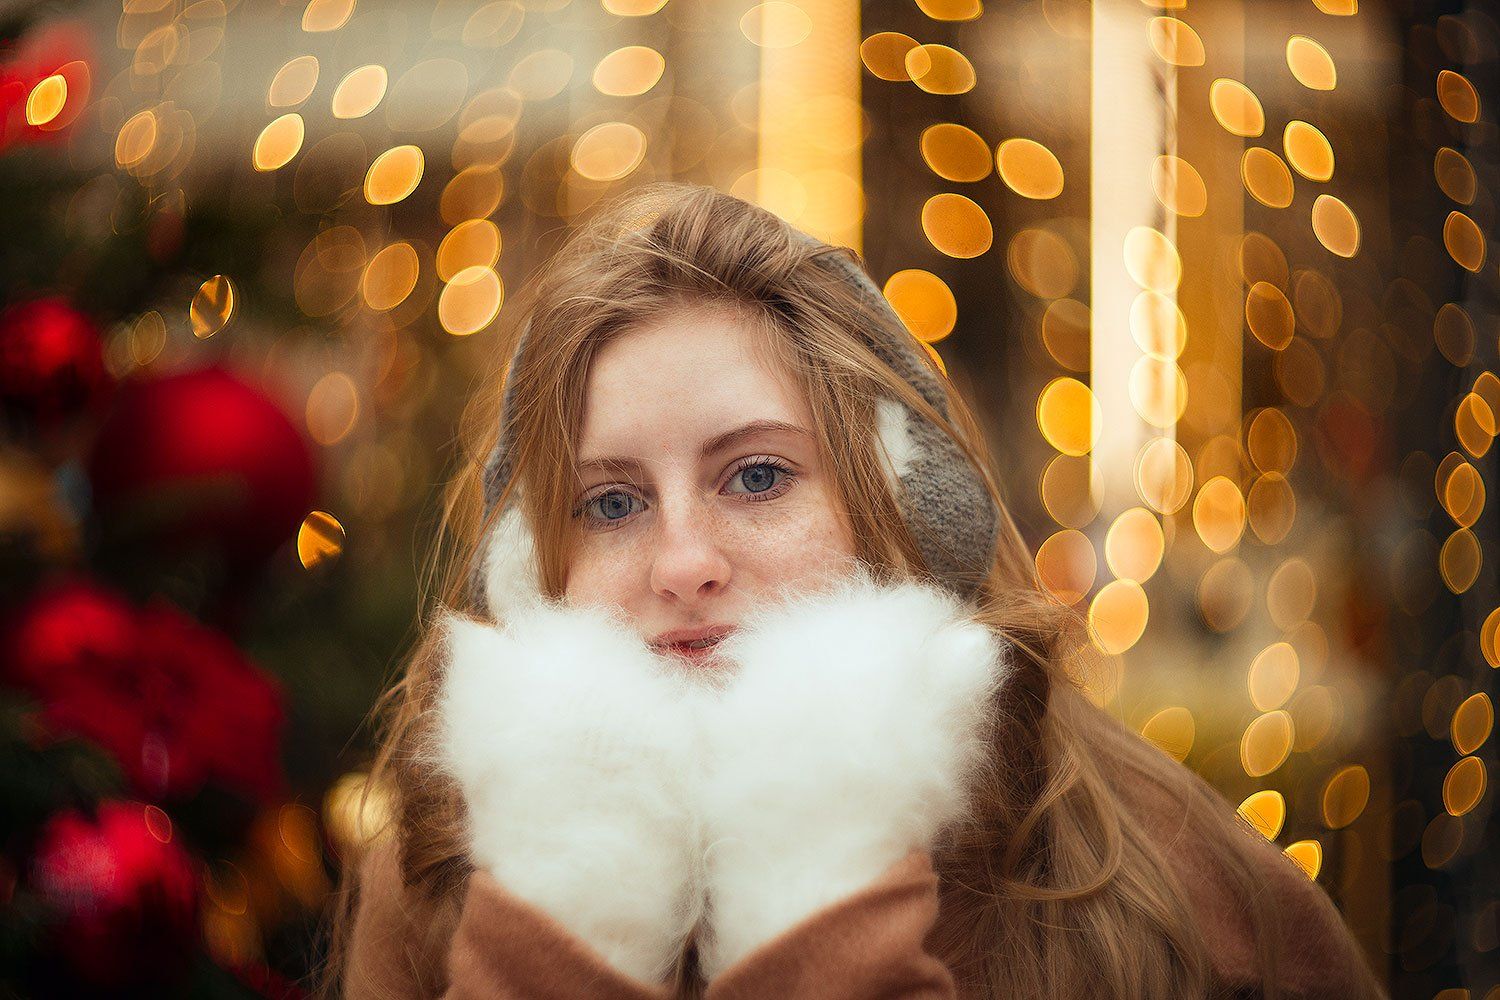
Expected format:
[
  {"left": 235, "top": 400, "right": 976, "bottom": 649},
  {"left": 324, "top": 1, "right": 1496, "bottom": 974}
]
[
  {"left": 1141, "top": 707, "right": 1195, "bottom": 762},
  {"left": 1283, "top": 121, "right": 1334, "bottom": 182},
  {"left": 253, "top": 113, "right": 305, "bottom": 171},
  {"left": 1248, "top": 472, "right": 1296, "bottom": 545},
  {"left": 322, "top": 771, "right": 393, "bottom": 855},
  {"left": 906, "top": 44, "right": 976, "bottom": 95},
  {"left": 331, "top": 64, "right": 387, "bottom": 119},
  {"left": 190, "top": 275, "right": 235, "bottom": 339},
  {"left": 1245, "top": 281, "right": 1295, "bottom": 350},
  {"left": 116, "top": 108, "right": 159, "bottom": 169},
  {"left": 1035, "top": 528, "right": 1097, "bottom": 605},
  {"left": 269, "top": 55, "right": 319, "bottom": 107},
  {"left": 1241, "top": 147, "right": 1294, "bottom": 209},
  {"left": 1283, "top": 840, "right": 1323, "bottom": 880},
  {"left": 1043, "top": 298, "right": 1091, "bottom": 371},
  {"left": 1238, "top": 789, "right": 1286, "bottom": 840},
  {"left": 1436, "top": 69, "right": 1480, "bottom": 124},
  {"left": 302, "top": 0, "right": 355, "bottom": 32},
  {"left": 1151, "top": 154, "right": 1206, "bottom": 218},
  {"left": 508, "top": 49, "right": 573, "bottom": 101},
  {"left": 604, "top": 0, "right": 668, "bottom": 13},
  {"left": 572, "top": 122, "right": 647, "bottom": 181},
  {"left": 1037, "top": 377, "right": 1100, "bottom": 456},
  {"left": 437, "top": 219, "right": 502, "bottom": 282},
  {"left": 441, "top": 166, "right": 504, "bottom": 225},
  {"left": 1147, "top": 17, "right": 1205, "bottom": 67},
  {"left": 1089, "top": 579, "right": 1149, "bottom": 655},
  {"left": 1249, "top": 642, "right": 1301, "bottom": 712},
  {"left": 1452, "top": 692, "right": 1493, "bottom": 756},
  {"left": 921, "top": 193, "right": 992, "bottom": 258},
  {"left": 1135, "top": 436, "right": 1193, "bottom": 514},
  {"left": 1194, "top": 475, "right": 1246, "bottom": 553},
  {"left": 1040, "top": 453, "right": 1102, "bottom": 527},
  {"left": 1434, "top": 303, "right": 1475, "bottom": 367},
  {"left": 1129, "top": 355, "right": 1188, "bottom": 427},
  {"left": 883, "top": 270, "right": 957, "bottom": 343},
  {"left": 361, "top": 242, "right": 420, "bottom": 311},
  {"left": 297, "top": 510, "right": 346, "bottom": 569},
  {"left": 1312, "top": 0, "right": 1356, "bottom": 11},
  {"left": 995, "top": 138, "right": 1064, "bottom": 199},
  {"left": 1123, "top": 227, "right": 1181, "bottom": 293},
  {"left": 1286, "top": 35, "right": 1336, "bottom": 90},
  {"left": 364, "top": 144, "right": 425, "bottom": 205},
  {"left": 1322, "top": 765, "right": 1370, "bottom": 829},
  {"left": 1292, "top": 269, "right": 1341, "bottom": 338},
  {"left": 1443, "top": 756, "right": 1486, "bottom": 817},
  {"left": 1198, "top": 557, "right": 1254, "bottom": 633},
  {"left": 25, "top": 74, "right": 67, "bottom": 126},
  {"left": 1267, "top": 557, "right": 1317, "bottom": 629},
  {"left": 1209, "top": 78, "right": 1265, "bottom": 137},
  {"left": 1439, "top": 528, "right": 1482, "bottom": 593},
  {"left": 1007, "top": 228, "right": 1078, "bottom": 298},
  {"left": 915, "top": 0, "right": 981, "bottom": 18},
  {"left": 1310, "top": 195, "right": 1360, "bottom": 257},
  {"left": 306, "top": 373, "right": 359, "bottom": 446},
  {"left": 593, "top": 45, "right": 665, "bottom": 97},
  {"left": 740, "top": 2, "right": 813, "bottom": 48},
  {"left": 1241, "top": 710, "right": 1294, "bottom": 777},
  {"left": 1434, "top": 147, "right": 1476, "bottom": 204},
  {"left": 1484, "top": 607, "right": 1500, "bottom": 668},
  {"left": 920, "top": 123, "right": 991, "bottom": 182},
  {"left": 860, "top": 32, "right": 919, "bottom": 81},
  {"left": 1104, "top": 507, "right": 1164, "bottom": 583},
  {"left": 1443, "top": 211, "right": 1486, "bottom": 272},
  {"left": 1455, "top": 392, "right": 1496, "bottom": 458},
  {"left": 1130, "top": 291, "right": 1187, "bottom": 360},
  {"left": 438, "top": 265, "right": 504, "bottom": 336},
  {"left": 1239, "top": 232, "right": 1289, "bottom": 288},
  {"left": 1247, "top": 407, "right": 1297, "bottom": 472}
]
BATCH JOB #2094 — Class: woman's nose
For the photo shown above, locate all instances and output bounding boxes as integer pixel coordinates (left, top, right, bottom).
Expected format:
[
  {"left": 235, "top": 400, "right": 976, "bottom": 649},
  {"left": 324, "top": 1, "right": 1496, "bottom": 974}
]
[{"left": 646, "top": 490, "right": 732, "bottom": 603}]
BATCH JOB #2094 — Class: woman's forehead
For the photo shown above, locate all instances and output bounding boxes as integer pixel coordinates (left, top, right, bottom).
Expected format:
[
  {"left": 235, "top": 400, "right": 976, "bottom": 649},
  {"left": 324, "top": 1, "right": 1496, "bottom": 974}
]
[{"left": 575, "top": 311, "right": 812, "bottom": 466}]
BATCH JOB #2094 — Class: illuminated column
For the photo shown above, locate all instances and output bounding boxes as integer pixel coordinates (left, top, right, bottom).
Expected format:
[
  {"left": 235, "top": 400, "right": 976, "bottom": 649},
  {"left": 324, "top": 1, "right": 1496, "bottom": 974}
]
[{"left": 754, "top": 0, "right": 864, "bottom": 250}]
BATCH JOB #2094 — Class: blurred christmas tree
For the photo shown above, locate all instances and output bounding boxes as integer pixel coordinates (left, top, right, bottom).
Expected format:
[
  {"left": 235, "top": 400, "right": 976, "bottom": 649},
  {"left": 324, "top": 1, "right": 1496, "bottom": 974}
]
[{"left": 0, "top": 4, "right": 410, "bottom": 994}]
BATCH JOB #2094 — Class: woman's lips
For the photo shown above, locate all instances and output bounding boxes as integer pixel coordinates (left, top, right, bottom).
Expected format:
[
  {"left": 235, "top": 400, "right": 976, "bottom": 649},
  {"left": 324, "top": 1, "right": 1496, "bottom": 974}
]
[{"left": 657, "top": 635, "right": 727, "bottom": 666}]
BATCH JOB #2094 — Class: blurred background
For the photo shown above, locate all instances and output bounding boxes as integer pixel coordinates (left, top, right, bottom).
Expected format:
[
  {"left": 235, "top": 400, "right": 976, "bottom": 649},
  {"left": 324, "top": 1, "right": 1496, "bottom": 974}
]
[{"left": 0, "top": 0, "right": 1494, "bottom": 996}]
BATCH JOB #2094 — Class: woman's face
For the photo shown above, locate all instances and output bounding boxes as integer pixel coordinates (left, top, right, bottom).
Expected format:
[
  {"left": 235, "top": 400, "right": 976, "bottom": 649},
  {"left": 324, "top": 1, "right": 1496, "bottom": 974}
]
[{"left": 563, "top": 306, "right": 858, "bottom": 662}]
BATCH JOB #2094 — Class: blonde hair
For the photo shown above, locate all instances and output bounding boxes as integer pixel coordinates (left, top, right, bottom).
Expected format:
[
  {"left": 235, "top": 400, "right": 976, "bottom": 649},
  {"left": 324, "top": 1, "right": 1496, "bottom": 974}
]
[{"left": 314, "top": 180, "right": 1296, "bottom": 998}]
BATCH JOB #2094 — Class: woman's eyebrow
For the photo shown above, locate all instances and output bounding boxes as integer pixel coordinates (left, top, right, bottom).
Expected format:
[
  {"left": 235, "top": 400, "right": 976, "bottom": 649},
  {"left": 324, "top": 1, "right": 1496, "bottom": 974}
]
[{"left": 576, "top": 418, "right": 811, "bottom": 475}]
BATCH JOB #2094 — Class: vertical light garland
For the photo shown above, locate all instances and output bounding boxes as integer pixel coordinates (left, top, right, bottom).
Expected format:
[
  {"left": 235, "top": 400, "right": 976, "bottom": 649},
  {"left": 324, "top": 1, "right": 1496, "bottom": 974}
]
[{"left": 755, "top": 0, "right": 864, "bottom": 250}]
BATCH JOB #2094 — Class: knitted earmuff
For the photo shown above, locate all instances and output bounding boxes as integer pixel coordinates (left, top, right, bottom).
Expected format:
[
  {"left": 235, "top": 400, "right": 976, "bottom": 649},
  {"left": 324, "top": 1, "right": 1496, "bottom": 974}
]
[{"left": 471, "top": 229, "right": 1001, "bottom": 616}]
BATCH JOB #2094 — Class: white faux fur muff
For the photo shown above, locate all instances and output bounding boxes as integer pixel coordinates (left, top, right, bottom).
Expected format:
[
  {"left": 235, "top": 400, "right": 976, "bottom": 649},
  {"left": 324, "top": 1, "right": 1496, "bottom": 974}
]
[{"left": 426, "top": 564, "right": 1012, "bottom": 983}]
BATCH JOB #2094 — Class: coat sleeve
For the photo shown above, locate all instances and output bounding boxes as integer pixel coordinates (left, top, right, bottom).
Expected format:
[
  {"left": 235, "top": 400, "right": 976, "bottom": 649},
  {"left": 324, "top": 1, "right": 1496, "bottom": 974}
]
[
  {"left": 343, "top": 836, "right": 676, "bottom": 1000},
  {"left": 703, "top": 848, "right": 958, "bottom": 1000}
]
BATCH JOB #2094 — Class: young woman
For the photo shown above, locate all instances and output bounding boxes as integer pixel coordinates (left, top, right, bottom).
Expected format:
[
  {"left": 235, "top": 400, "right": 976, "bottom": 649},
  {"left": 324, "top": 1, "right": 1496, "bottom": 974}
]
[{"left": 317, "top": 182, "right": 1388, "bottom": 999}]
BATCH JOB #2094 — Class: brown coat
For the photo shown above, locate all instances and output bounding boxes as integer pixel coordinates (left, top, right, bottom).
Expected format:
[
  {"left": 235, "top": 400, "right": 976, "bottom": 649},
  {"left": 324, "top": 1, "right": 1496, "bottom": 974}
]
[{"left": 341, "top": 769, "right": 1387, "bottom": 1000}]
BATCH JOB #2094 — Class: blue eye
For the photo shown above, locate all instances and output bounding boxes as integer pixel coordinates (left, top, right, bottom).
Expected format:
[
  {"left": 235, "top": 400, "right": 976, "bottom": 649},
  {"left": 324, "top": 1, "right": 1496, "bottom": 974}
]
[{"left": 572, "top": 458, "right": 797, "bottom": 530}]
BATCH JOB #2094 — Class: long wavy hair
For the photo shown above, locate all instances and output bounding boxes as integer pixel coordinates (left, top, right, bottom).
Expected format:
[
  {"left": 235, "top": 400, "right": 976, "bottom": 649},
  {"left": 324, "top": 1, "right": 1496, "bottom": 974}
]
[{"left": 313, "top": 180, "right": 1297, "bottom": 999}]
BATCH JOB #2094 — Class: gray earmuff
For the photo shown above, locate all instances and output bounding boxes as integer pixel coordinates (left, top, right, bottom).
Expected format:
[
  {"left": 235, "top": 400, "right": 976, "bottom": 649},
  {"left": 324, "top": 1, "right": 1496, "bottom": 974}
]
[{"left": 471, "top": 228, "right": 1001, "bottom": 615}]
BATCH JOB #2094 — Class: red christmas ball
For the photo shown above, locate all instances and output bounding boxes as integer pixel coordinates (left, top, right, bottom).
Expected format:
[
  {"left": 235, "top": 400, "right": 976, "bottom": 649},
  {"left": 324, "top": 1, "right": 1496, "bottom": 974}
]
[
  {"left": 0, "top": 296, "right": 112, "bottom": 433},
  {"left": 1, "top": 575, "right": 288, "bottom": 805},
  {"left": 86, "top": 366, "right": 317, "bottom": 572},
  {"left": 30, "top": 800, "right": 199, "bottom": 989}
]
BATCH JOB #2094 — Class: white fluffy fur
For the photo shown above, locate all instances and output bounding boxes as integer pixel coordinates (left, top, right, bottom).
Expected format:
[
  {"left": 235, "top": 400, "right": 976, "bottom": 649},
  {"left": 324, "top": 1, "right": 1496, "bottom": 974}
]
[
  {"left": 434, "top": 556, "right": 1010, "bottom": 985},
  {"left": 694, "top": 566, "right": 1010, "bottom": 979},
  {"left": 875, "top": 395, "right": 918, "bottom": 489},
  {"left": 430, "top": 599, "right": 708, "bottom": 984},
  {"left": 480, "top": 499, "right": 544, "bottom": 620}
]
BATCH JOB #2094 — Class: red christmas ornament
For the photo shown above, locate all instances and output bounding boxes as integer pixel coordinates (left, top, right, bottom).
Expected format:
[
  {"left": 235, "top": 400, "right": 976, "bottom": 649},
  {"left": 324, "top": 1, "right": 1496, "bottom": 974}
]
[
  {"left": 30, "top": 800, "right": 199, "bottom": 989},
  {"left": 1, "top": 575, "right": 288, "bottom": 805},
  {"left": 0, "top": 296, "right": 112, "bottom": 434},
  {"left": 86, "top": 366, "right": 317, "bottom": 573}
]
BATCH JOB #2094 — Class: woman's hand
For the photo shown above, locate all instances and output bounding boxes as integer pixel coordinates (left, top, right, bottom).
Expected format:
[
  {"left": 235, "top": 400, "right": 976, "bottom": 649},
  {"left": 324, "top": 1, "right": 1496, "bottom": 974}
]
[
  {"left": 429, "top": 598, "right": 706, "bottom": 986},
  {"left": 694, "top": 569, "right": 1011, "bottom": 980}
]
